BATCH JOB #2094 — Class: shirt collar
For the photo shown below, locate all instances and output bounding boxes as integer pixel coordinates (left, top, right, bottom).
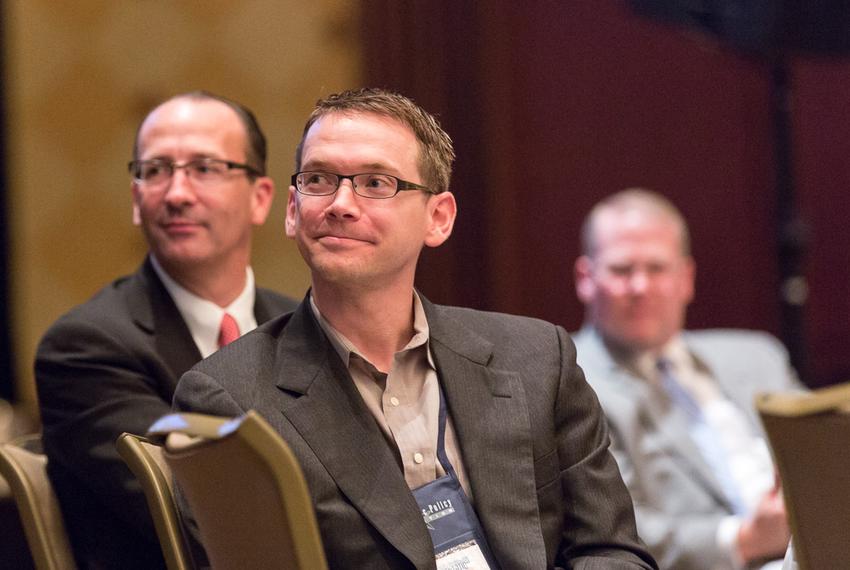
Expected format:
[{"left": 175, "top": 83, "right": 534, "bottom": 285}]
[
  {"left": 310, "top": 290, "right": 433, "bottom": 369},
  {"left": 619, "top": 335, "right": 692, "bottom": 384},
  {"left": 150, "top": 255, "right": 257, "bottom": 358}
]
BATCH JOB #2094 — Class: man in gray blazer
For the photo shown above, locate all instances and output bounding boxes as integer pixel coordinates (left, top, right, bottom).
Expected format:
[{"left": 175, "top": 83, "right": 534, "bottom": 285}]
[
  {"left": 36, "top": 92, "right": 297, "bottom": 569},
  {"left": 174, "top": 88, "right": 656, "bottom": 569},
  {"left": 572, "top": 189, "right": 798, "bottom": 569}
]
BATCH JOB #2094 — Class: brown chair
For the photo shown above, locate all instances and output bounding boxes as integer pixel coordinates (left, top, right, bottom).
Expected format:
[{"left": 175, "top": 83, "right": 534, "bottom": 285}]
[
  {"left": 0, "top": 434, "right": 77, "bottom": 570},
  {"left": 116, "top": 432, "right": 193, "bottom": 570},
  {"left": 148, "top": 410, "right": 328, "bottom": 570},
  {"left": 756, "top": 381, "right": 850, "bottom": 570}
]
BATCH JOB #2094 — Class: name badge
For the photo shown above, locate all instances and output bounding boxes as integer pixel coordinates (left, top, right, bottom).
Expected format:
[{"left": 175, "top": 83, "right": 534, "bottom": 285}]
[
  {"left": 436, "top": 539, "right": 491, "bottom": 570},
  {"left": 413, "top": 383, "right": 499, "bottom": 569},
  {"left": 414, "top": 474, "right": 496, "bottom": 570}
]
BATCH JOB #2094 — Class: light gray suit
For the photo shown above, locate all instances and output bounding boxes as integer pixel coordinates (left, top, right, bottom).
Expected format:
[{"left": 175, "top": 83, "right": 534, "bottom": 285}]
[
  {"left": 174, "top": 297, "right": 657, "bottom": 569},
  {"left": 573, "top": 327, "right": 799, "bottom": 570}
]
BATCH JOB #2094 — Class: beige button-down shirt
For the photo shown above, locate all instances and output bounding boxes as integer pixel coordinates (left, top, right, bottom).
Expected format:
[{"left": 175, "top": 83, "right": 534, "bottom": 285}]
[{"left": 310, "top": 293, "right": 472, "bottom": 497}]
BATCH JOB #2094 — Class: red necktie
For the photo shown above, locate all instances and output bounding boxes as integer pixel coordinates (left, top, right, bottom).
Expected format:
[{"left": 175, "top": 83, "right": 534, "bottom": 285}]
[{"left": 218, "top": 313, "right": 240, "bottom": 348}]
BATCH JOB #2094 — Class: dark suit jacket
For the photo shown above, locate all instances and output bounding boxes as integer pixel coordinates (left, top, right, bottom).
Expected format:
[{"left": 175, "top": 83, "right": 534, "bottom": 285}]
[
  {"left": 173, "top": 297, "right": 657, "bottom": 569},
  {"left": 35, "top": 258, "right": 297, "bottom": 569}
]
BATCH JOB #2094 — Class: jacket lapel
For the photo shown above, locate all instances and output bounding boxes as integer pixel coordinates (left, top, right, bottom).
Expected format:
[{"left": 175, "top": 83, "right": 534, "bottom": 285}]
[
  {"left": 253, "top": 288, "right": 293, "bottom": 325},
  {"left": 128, "top": 259, "right": 201, "bottom": 385},
  {"left": 424, "top": 301, "right": 547, "bottom": 568},
  {"left": 581, "top": 329, "right": 735, "bottom": 512},
  {"left": 130, "top": 260, "right": 286, "bottom": 387},
  {"left": 273, "top": 303, "right": 435, "bottom": 568},
  {"left": 686, "top": 335, "right": 763, "bottom": 431},
  {"left": 638, "top": 373, "right": 736, "bottom": 511}
]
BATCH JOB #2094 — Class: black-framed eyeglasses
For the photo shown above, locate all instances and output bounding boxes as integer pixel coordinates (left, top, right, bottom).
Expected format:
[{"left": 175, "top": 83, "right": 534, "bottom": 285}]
[
  {"left": 291, "top": 171, "right": 436, "bottom": 200},
  {"left": 128, "top": 158, "right": 263, "bottom": 187}
]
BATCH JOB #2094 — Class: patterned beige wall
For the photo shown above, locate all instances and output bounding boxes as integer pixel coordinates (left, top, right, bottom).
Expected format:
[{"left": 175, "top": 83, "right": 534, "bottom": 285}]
[{"left": 4, "top": 1, "right": 361, "bottom": 418}]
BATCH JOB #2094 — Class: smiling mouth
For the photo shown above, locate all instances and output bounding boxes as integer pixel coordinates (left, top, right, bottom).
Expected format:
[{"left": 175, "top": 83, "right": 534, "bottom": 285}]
[
  {"left": 317, "top": 234, "right": 372, "bottom": 247},
  {"left": 162, "top": 221, "right": 202, "bottom": 233},
  {"left": 319, "top": 233, "right": 366, "bottom": 241}
]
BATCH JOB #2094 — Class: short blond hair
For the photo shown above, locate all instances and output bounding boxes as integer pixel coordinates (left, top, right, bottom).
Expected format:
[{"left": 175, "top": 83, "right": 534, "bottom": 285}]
[
  {"left": 294, "top": 88, "right": 455, "bottom": 194},
  {"left": 133, "top": 91, "right": 267, "bottom": 176},
  {"left": 581, "top": 188, "right": 691, "bottom": 257}
]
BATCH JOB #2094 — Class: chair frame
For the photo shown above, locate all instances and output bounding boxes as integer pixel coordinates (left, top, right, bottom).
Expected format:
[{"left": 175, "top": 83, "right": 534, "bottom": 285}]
[
  {"left": 0, "top": 434, "right": 77, "bottom": 570},
  {"left": 116, "top": 432, "right": 193, "bottom": 570},
  {"left": 757, "top": 382, "right": 850, "bottom": 570},
  {"left": 151, "top": 410, "right": 328, "bottom": 570}
]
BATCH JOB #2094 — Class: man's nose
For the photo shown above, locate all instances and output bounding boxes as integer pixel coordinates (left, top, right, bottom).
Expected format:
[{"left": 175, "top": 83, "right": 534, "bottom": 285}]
[
  {"left": 325, "top": 179, "right": 361, "bottom": 219},
  {"left": 628, "top": 270, "right": 650, "bottom": 294},
  {"left": 163, "top": 168, "right": 197, "bottom": 206}
]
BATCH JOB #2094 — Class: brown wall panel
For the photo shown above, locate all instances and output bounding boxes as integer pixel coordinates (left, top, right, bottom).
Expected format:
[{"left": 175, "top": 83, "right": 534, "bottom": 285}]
[{"left": 4, "top": 0, "right": 361, "bottom": 414}]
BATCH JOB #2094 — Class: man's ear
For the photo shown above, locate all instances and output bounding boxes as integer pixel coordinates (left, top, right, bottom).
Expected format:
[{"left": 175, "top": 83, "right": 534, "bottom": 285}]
[
  {"left": 424, "top": 192, "right": 457, "bottom": 248},
  {"left": 250, "top": 176, "right": 275, "bottom": 225},
  {"left": 681, "top": 256, "right": 696, "bottom": 305},
  {"left": 574, "top": 255, "right": 596, "bottom": 303},
  {"left": 131, "top": 182, "right": 142, "bottom": 226},
  {"left": 284, "top": 186, "right": 298, "bottom": 238}
]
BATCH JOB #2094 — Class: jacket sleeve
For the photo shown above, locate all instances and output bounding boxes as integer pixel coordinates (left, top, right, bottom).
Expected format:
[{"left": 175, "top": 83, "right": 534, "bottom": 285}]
[
  {"left": 35, "top": 314, "right": 174, "bottom": 547},
  {"left": 553, "top": 327, "right": 658, "bottom": 569}
]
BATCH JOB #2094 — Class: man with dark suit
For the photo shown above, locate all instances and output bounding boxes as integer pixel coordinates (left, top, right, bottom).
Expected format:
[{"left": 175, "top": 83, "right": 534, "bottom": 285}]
[
  {"left": 572, "top": 189, "right": 798, "bottom": 569},
  {"left": 173, "top": 88, "right": 656, "bottom": 569},
  {"left": 35, "top": 91, "right": 297, "bottom": 569}
]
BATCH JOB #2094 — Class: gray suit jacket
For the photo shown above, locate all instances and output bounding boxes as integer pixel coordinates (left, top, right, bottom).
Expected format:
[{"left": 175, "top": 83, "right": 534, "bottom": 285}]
[
  {"left": 174, "top": 297, "right": 657, "bottom": 569},
  {"left": 573, "top": 327, "right": 800, "bottom": 570}
]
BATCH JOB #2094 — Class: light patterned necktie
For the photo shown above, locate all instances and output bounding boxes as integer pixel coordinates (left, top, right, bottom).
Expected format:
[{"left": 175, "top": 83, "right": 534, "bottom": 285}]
[
  {"left": 217, "top": 312, "right": 240, "bottom": 348},
  {"left": 657, "top": 357, "right": 746, "bottom": 514}
]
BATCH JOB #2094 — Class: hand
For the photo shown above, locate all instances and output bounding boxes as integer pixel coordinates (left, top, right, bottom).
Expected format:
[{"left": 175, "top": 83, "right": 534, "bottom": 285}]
[{"left": 737, "top": 485, "right": 791, "bottom": 563}]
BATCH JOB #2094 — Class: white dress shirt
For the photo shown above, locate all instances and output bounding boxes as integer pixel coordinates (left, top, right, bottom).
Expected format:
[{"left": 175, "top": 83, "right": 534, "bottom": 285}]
[{"left": 150, "top": 255, "right": 257, "bottom": 358}]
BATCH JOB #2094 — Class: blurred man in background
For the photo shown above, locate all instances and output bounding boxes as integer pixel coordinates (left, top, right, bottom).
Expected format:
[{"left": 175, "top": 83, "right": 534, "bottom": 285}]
[
  {"left": 36, "top": 91, "right": 297, "bottom": 569},
  {"left": 573, "top": 188, "right": 799, "bottom": 569}
]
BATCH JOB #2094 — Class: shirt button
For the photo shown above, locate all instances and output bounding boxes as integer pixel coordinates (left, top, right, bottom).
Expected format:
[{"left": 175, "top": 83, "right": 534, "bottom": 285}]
[
  {"left": 413, "top": 452, "right": 424, "bottom": 464},
  {"left": 389, "top": 396, "right": 400, "bottom": 407}
]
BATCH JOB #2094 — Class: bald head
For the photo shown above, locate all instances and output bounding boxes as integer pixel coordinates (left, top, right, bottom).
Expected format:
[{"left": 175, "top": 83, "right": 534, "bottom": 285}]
[
  {"left": 133, "top": 91, "right": 267, "bottom": 176},
  {"left": 581, "top": 188, "right": 691, "bottom": 260}
]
